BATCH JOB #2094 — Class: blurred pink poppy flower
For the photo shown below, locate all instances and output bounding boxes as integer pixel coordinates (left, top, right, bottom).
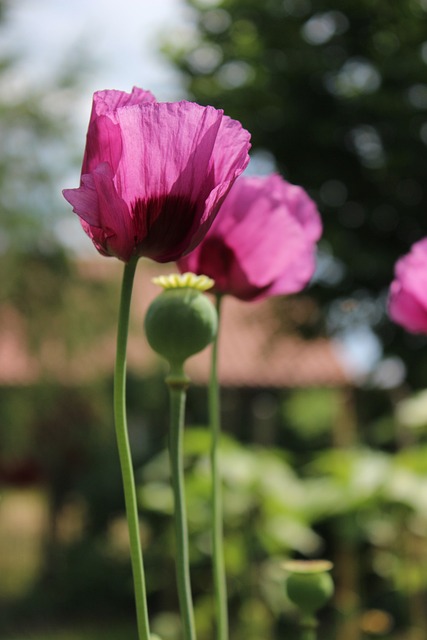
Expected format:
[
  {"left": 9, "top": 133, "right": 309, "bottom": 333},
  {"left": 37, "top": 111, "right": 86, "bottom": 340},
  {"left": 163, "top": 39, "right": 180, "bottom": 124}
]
[
  {"left": 389, "top": 237, "right": 427, "bottom": 333},
  {"left": 63, "top": 87, "right": 251, "bottom": 262},
  {"left": 177, "top": 174, "right": 322, "bottom": 301}
]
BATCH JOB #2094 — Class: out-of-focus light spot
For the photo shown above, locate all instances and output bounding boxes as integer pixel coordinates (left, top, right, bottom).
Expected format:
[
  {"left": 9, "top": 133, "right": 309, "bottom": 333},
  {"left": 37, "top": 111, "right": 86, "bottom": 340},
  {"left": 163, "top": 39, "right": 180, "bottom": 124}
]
[
  {"left": 325, "top": 58, "right": 381, "bottom": 98},
  {"left": 396, "top": 388, "right": 427, "bottom": 428},
  {"left": 372, "top": 550, "right": 396, "bottom": 578},
  {"left": 166, "top": 24, "right": 199, "bottom": 54},
  {"left": 231, "top": 19, "right": 259, "bottom": 52},
  {"left": 201, "top": 9, "right": 231, "bottom": 34},
  {"left": 360, "top": 609, "right": 394, "bottom": 635},
  {"left": 301, "top": 11, "right": 349, "bottom": 46},
  {"left": 407, "top": 84, "right": 427, "bottom": 109},
  {"left": 334, "top": 326, "right": 382, "bottom": 379},
  {"left": 186, "top": 44, "right": 223, "bottom": 74},
  {"left": 283, "top": 0, "right": 311, "bottom": 18},
  {"left": 216, "top": 60, "right": 254, "bottom": 88},
  {"left": 420, "top": 121, "right": 427, "bottom": 143},
  {"left": 420, "top": 41, "right": 427, "bottom": 63},
  {"left": 313, "top": 246, "right": 346, "bottom": 286},
  {"left": 245, "top": 149, "right": 277, "bottom": 176},
  {"left": 319, "top": 179, "right": 348, "bottom": 207},
  {"left": 371, "top": 357, "right": 406, "bottom": 390},
  {"left": 348, "top": 125, "right": 385, "bottom": 168}
]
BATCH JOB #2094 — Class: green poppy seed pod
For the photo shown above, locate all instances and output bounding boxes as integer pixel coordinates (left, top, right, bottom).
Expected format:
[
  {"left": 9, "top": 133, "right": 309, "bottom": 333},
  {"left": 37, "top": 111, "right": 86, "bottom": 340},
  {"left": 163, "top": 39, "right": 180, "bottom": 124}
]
[
  {"left": 283, "top": 560, "right": 334, "bottom": 615},
  {"left": 144, "top": 273, "right": 218, "bottom": 385}
]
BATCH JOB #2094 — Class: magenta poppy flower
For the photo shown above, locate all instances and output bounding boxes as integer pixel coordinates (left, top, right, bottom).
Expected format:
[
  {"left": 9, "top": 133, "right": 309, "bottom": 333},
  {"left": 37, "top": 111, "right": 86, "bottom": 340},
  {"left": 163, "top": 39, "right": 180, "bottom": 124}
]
[
  {"left": 177, "top": 174, "right": 322, "bottom": 301},
  {"left": 63, "top": 87, "right": 251, "bottom": 262},
  {"left": 389, "top": 237, "right": 427, "bottom": 333}
]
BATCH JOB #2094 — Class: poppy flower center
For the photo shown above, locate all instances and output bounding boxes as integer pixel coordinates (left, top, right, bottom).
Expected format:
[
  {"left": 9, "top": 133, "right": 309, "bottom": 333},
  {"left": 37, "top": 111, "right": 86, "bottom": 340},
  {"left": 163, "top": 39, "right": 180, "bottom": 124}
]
[
  {"left": 197, "top": 236, "right": 271, "bottom": 300},
  {"left": 198, "top": 237, "right": 235, "bottom": 290},
  {"left": 132, "top": 194, "right": 198, "bottom": 261}
]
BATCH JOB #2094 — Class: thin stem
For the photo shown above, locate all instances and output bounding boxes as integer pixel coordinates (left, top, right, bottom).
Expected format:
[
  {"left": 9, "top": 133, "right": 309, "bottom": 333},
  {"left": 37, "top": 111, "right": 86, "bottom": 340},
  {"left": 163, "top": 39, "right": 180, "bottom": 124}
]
[
  {"left": 114, "top": 258, "right": 151, "bottom": 640},
  {"left": 168, "top": 383, "right": 197, "bottom": 640},
  {"left": 209, "top": 295, "right": 228, "bottom": 640}
]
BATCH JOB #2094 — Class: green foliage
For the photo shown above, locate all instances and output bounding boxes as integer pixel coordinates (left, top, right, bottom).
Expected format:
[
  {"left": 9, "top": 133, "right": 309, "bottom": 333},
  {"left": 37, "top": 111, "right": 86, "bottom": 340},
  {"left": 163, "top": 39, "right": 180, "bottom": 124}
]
[
  {"left": 0, "top": 249, "right": 119, "bottom": 376},
  {"left": 3, "top": 382, "right": 427, "bottom": 637},
  {"left": 139, "top": 427, "right": 320, "bottom": 638},
  {"left": 136, "top": 420, "right": 427, "bottom": 638}
]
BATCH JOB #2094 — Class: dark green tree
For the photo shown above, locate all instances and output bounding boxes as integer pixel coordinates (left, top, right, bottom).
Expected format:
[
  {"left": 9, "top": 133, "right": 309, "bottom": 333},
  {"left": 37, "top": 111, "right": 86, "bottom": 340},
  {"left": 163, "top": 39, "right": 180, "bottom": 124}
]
[{"left": 164, "top": 0, "right": 427, "bottom": 383}]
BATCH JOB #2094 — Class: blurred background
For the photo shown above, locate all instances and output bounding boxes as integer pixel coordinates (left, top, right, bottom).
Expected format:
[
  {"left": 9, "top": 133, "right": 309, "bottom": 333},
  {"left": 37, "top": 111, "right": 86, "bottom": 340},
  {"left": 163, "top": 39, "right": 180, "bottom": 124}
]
[{"left": 1, "top": 0, "right": 427, "bottom": 638}]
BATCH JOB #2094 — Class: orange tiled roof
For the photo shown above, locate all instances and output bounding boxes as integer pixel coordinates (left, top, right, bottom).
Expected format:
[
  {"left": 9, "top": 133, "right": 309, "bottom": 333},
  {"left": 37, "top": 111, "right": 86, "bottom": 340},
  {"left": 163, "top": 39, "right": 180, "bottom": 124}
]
[
  {"left": 0, "top": 259, "right": 351, "bottom": 388},
  {"left": 0, "top": 306, "right": 39, "bottom": 384}
]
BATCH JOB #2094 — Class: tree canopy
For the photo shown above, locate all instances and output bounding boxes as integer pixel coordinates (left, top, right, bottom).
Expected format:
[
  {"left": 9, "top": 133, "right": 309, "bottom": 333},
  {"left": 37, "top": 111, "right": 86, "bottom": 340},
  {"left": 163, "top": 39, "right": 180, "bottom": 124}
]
[{"left": 165, "top": 0, "right": 427, "bottom": 382}]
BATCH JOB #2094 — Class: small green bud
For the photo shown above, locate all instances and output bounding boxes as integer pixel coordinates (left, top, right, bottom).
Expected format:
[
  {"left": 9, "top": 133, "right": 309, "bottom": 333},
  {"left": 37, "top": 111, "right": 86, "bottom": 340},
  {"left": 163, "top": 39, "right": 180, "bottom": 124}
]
[
  {"left": 144, "top": 273, "right": 218, "bottom": 383},
  {"left": 283, "top": 560, "right": 334, "bottom": 614}
]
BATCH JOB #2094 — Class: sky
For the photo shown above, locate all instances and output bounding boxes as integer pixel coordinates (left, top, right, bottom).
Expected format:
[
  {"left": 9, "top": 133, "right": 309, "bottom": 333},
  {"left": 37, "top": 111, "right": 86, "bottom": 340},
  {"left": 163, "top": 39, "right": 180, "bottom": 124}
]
[
  {"left": 0, "top": 0, "right": 192, "bottom": 112},
  {"left": 0, "top": 0, "right": 194, "bottom": 246}
]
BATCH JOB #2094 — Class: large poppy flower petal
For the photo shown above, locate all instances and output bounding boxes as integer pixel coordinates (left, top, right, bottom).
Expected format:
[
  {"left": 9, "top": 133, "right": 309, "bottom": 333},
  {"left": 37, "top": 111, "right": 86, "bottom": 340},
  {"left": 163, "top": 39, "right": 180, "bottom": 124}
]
[
  {"left": 178, "top": 174, "right": 322, "bottom": 301},
  {"left": 63, "top": 88, "right": 251, "bottom": 262},
  {"left": 389, "top": 237, "right": 427, "bottom": 334},
  {"left": 63, "top": 162, "right": 134, "bottom": 261}
]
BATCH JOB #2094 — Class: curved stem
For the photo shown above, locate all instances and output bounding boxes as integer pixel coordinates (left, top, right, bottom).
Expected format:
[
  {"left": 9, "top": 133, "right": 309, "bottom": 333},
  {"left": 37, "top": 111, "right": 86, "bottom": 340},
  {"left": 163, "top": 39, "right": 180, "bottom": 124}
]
[
  {"left": 168, "top": 383, "right": 197, "bottom": 640},
  {"left": 114, "top": 258, "right": 151, "bottom": 640},
  {"left": 209, "top": 295, "right": 228, "bottom": 640}
]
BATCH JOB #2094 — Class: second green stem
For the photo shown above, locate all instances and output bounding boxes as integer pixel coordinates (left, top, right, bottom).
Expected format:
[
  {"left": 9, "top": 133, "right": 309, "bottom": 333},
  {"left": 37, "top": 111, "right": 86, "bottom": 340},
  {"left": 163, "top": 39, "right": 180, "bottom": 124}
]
[
  {"left": 168, "top": 382, "right": 197, "bottom": 640},
  {"left": 209, "top": 295, "right": 228, "bottom": 640}
]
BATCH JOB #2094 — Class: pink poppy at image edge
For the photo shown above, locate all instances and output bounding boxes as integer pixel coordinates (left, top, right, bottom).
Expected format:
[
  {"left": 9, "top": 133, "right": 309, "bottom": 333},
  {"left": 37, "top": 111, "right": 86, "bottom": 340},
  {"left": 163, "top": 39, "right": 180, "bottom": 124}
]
[
  {"left": 388, "top": 236, "right": 427, "bottom": 334},
  {"left": 177, "top": 174, "right": 323, "bottom": 301},
  {"left": 63, "top": 87, "right": 251, "bottom": 263}
]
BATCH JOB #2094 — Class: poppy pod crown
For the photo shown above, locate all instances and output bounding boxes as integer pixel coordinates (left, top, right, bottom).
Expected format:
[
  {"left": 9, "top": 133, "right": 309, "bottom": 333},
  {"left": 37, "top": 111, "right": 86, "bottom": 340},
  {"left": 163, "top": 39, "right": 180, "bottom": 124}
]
[{"left": 144, "top": 273, "right": 218, "bottom": 386}]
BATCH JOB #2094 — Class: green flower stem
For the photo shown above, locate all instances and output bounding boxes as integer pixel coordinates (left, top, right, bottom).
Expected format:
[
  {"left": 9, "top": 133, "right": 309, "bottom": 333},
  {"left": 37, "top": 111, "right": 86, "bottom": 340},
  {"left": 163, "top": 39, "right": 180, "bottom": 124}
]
[
  {"left": 209, "top": 294, "right": 228, "bottom": 640},
  {"left": 168, "top": 381, "right": 197, "bottom": 640},
  {"left": 114, "top": 258, "right": 151, "bottom": 640},
  {"left": 300, "top": 615, "right": 317, "bottom": 640}
]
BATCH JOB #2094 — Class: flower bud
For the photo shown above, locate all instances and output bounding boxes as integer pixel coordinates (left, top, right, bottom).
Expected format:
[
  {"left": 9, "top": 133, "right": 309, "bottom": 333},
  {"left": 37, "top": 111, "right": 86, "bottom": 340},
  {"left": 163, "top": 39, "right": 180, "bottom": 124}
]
[
  {"left": 283, "top": 560, "right": 334, "bottom": 614},
  {"left": 144, "top": 273, "right": 218, "bottom": 383}
]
